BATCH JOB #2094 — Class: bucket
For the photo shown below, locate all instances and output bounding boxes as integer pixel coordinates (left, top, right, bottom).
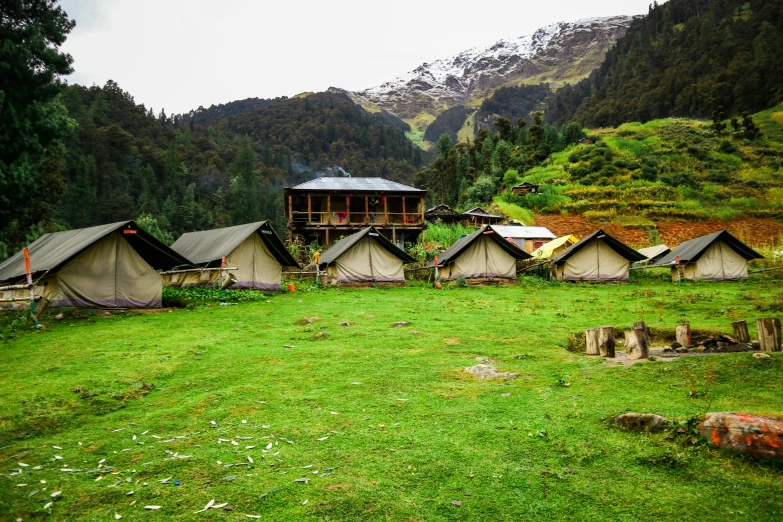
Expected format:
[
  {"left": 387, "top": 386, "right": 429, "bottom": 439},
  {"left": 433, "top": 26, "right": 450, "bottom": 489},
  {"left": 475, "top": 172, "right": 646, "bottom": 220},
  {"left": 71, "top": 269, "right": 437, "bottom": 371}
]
[{"left": 288, "top": 283, "right": 295, "bottom": 292}]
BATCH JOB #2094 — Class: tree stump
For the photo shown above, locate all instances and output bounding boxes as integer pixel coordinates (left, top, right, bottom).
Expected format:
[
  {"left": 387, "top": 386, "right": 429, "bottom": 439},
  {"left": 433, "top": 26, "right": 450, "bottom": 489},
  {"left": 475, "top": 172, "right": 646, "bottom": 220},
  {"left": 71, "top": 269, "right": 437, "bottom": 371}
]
[
  {"left": 756, "top": 318, "right": 782, "bottom": 352},
  {"left": 625, "top": 327, "right": 649, "bottom": 360},
  {"left": 675, "top": 323, "right": 691, "bottom": 347},
  {"left": 732, "top": 320, "right": 750, "bottom": 343},
  {"left": 585, "top": 328, "right": 601, "bottom": 356},
  {"left": 634, "top": 321, "right": 649, "bottom": 343},
  {"left": 599, "top": 326, "right": 616, "bottom": 358}
]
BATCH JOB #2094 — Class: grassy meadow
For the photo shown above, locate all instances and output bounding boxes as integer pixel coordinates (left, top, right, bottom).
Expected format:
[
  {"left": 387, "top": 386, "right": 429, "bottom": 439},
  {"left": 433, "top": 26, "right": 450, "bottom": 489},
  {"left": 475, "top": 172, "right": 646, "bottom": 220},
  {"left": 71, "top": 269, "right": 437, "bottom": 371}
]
[{"left": 1, "top": 276, "right": 783, "bottom": 521}]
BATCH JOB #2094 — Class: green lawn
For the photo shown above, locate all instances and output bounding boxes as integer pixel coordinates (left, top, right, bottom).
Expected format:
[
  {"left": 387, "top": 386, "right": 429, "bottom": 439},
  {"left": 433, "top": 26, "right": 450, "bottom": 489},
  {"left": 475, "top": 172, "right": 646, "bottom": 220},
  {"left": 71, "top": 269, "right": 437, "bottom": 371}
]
[{"left": 2, "top": 277, "right": 783, "bottom": 520}]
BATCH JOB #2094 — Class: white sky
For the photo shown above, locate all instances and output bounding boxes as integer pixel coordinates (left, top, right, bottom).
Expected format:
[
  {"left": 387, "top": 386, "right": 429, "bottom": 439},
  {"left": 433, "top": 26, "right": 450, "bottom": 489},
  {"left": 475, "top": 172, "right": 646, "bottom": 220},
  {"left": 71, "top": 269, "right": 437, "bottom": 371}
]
[{"left": 60, "top": 0, "right": 653, "bottom": 114}]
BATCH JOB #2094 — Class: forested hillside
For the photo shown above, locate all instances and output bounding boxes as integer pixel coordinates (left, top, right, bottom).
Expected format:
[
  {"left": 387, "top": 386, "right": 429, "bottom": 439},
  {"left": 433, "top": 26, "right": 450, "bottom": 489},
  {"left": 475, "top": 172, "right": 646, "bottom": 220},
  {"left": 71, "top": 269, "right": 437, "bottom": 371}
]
[
  {"left": 546, "top": 0, "right": 783, "bottom": 127},
  {"left": 0, "top": 84, "right": 422, "bottom": 255}
]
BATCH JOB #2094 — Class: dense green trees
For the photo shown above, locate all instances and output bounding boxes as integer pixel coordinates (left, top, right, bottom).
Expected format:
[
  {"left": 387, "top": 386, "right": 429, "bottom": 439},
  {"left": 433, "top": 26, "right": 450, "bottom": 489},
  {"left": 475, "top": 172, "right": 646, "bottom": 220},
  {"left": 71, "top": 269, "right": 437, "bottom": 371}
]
[
  {"left": 547, "top": 0, "right": 783, "bottom": 127},
  {"left": 0, "top": 0, "right": 75, "bottom": 251}
]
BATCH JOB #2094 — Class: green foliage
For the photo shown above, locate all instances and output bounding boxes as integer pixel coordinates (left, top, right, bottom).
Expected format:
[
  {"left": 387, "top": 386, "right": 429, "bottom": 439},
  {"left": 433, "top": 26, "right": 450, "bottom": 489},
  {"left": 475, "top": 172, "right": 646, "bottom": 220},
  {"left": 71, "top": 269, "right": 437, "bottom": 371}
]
[
  {"left": 503, "top": 169, "right": 523, "bottom": 187},
  {"left": 424, "top": 222, "right": 476, "bottom": 249},
  {"left": 136, "top": 213, "right": 174, "bottom": 245}
]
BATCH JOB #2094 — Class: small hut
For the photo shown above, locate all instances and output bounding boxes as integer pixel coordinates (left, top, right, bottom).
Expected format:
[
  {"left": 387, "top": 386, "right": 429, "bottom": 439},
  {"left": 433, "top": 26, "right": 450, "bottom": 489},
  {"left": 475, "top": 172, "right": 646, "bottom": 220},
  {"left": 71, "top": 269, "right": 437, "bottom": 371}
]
[
  {"left": 430, "top": 225, "right": 531, "bottom": 283},
  {"left": 461, "top": 207, "right": 504, "bottom": 226},
  {"left": 490, "top": 225, "right": 556, "bottom": 253},
  {"left": 165, "top": 222, "right": 299, "bottom": 291},
  {"left": 424, "top": 204, "right": 461, "bottom": 224},
  {"left": 0, "top": 221, "right": 190, "bottom": 309},
  {"left": 511, "top": 182, "right": 540, "bottom": 196},
  {"left": 318, "top": 226, "right": 415, "bottom": 285},
  {"left": 531, "top": 235, "right": 579, "bottom": 260},
  {"left": 550, "top": 229, "right": 646, "bottom": 282},
  {"left": 654, "top": 230, "right": 762, "bottom": 281},
  {"left": 637, "top": 244, "right": 671, "bottom": 265}
]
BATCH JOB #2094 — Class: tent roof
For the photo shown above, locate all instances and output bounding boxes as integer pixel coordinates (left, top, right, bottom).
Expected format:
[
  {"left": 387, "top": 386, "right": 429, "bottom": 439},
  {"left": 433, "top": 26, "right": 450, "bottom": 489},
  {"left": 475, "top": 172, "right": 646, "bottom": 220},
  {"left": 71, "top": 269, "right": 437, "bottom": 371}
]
[
  {"left": 531, "top": 235, "right": 579, "bottom": 259},
  {"left": 551, "top": 229, "right": 646, "bottom": 264},
  {"left": 428, "top": 225, "right": 531, "bottom": 267},
  {"left": 319, "top": 226, "right": 416, "bottom": 265},
  {"left": 655, "top": 230, "right": 763, "bottom": 266},
  {"left": 171, "top": 222, "right": 298, "bottom": 267},
  {"left": 637, "top": 244, "right": 670, "bottom": 260},
  {"left": 491, "top": 225, "right": 556, "bottom": 240},
  {"left": 289, "top": 177, "right": 424, "bottom": 192},
  {"left": 0, "top": 221, "right": 191, "bottom": 283}
]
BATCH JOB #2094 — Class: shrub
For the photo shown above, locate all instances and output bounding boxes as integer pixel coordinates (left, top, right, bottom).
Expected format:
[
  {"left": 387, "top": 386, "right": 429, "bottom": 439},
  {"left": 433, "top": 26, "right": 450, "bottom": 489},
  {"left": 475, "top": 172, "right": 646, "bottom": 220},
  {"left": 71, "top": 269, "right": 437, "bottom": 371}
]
[
  {"left": 719, "top": 140, "right": 740, "bottom": 154},
  {"left": 465, "top": 176, "right": 497, "bottom": 203}
]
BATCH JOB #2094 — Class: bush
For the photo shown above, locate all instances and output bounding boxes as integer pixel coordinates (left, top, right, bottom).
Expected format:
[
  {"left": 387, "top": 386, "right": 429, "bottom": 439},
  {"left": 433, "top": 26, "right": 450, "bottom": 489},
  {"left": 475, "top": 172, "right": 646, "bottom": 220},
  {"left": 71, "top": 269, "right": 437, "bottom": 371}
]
[
  {"left": 465, "top": 176, "right": 497, "bottom": 203},
  {"left": 719, "top": 140, "right": 740, "bottom": 154},
  {"left": 503, "top": 169, "right": 523, "bottom": 187}
]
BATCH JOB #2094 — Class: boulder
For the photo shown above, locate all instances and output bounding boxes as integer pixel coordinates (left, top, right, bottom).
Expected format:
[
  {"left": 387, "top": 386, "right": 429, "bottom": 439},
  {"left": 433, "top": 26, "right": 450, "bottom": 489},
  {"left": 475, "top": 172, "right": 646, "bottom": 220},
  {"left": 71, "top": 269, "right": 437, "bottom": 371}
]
[
  {"left": 609, "top": 413, "right": 669, "bottom": 433},
  {"left": 675, "top": 347, "right": 689, "bottom": 354},
  {"left": 671, "top": 341, "right": 682, "bottom": 349},
  {"left": 699, "top": 412, "right": 783, "bottom": 460},
  {"left": 464, "top": 364, "right": 519, "bottom": 380},
  {"left": 753, "top": 353, "right": 771, "bottom": 359}
]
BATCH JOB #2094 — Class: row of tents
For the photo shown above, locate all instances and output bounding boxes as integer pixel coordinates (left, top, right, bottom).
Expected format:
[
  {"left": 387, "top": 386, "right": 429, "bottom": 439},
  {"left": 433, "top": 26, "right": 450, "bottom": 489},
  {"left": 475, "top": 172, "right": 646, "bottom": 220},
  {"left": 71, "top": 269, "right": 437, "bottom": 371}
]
[{"left": 0, "top": 221, "right": 765, "bottom": 310}]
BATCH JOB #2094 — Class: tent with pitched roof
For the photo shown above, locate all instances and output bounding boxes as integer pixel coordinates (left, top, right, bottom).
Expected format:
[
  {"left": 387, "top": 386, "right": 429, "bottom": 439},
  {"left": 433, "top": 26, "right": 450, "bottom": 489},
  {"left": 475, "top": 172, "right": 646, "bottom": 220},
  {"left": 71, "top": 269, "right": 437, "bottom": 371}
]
[
  {"left": 550, "top": 229, "right": 646, "bottom": 282},
  {"left": 0, "top": 221, "right": 190, "bottom": 309},
  {"left": 654, "top": 230, "right": 762, "bottom": 281},
  {"left": 428, "top": 225, "right": 530, "bottom": 282},
  {"left": 165, "top": 222, "right": 298, "bottom": 291},
  {"left": 318, "top": 226, "right": 414, "bottom": 285}
]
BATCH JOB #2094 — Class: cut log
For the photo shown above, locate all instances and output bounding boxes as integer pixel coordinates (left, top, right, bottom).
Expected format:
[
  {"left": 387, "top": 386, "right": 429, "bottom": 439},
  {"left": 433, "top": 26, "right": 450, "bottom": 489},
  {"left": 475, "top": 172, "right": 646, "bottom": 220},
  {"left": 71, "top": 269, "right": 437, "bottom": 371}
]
[
  {"left": 756, "top": 318, "right": 782, "bottom": 352},
  {"left": 675, "top": 323, "right": 691, "bottom": 347},
  {"left": 732, "top": 320, "right": 750, "bottom": 343},
  {"left": 625, "top": 327, "right": 649, "bottom": 360},
  {"left": 585, "top": 328, "right": 601, "bottom": 356},
  {"left": 634, "top": 321, "right": 649, "bottom": 343},
  {"left": 599, "top": 326, "right": 616, "bottom": 358}
]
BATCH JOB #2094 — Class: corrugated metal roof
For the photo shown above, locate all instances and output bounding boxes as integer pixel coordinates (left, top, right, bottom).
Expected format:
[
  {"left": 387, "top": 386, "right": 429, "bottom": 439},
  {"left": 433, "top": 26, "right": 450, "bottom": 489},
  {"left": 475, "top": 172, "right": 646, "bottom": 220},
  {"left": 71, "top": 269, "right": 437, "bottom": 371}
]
[
  {"left": 655, "top": 230, "right": 762, "bottom": 266},
  {"left": 289, "top": 177, "right": 424, "bottom": 192},
  {"left": 0, "top": 221, "right": 191, "bottom": 282},
  {"left": 491, "top": 226, "right": 556, "bottom": 239},
  {"left": 319, "top": 226, "right": 416, "bottom": 266},
  {"left": 171, "top": 222, "right": 299, "bottom": 267}
]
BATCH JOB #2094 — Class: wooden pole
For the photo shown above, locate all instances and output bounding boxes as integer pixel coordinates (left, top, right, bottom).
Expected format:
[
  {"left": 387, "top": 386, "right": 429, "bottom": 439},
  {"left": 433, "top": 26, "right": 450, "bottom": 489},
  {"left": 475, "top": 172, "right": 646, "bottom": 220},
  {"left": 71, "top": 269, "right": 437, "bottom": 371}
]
[
  {"left": 420, "top": 197, "right": 425, "bottom": 224},
  {"left": 365, "top": 196, "right": 369, "bottom": 224},
  {"left": 434, "top": 255, "right": 439, "bottom": 281},
  {"left": 599, "top": 326, "right": 616, "bottom": 358},
  {"left": 325, "top": 228, "right": 330, "bottom": 248},
  {"left": 402, "top": 197, "right": 407, "bottom": 225},
  {"left": 625, "top": 328, "right": 649, "bottom": 360},
  {"left": 23, "top": 248, "right": 40, "bottom": 330},
  {"left": 675, "top": 323, "right": 691, "bottom": 347},
  {"left": 634, "top": 321, "right": 649, "bottom": 344},
  {"left": 346, "top": 195, "right": 350, "bottom": 224},
  {"left": 383, "top": 196, "right": 388, "bottom": 225},
  {"left": 732, "top": 320, "right": 750, "bottom": 343},
  {"left": 585, "top": 328, "right": 601, "bottom": 356},
  {"left": 288, "top": 195, "right": 293, "bottom": 222},
  {"left": 756, "top": 318, "right": 782, "bottom": 352},
  {"left": 327, "top": 195, "right": 331, "bottom": 224},
  {"left": 307, "top": 195, "right": 312, "bottom": 223}
]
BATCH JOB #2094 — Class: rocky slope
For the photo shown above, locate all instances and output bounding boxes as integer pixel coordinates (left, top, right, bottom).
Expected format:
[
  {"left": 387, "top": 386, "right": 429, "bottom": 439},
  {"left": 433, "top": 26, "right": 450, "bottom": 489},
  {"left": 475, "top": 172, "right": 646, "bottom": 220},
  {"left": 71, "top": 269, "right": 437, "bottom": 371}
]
[{"left": 341, "top": 16, "right": 634, "bottom": 125}]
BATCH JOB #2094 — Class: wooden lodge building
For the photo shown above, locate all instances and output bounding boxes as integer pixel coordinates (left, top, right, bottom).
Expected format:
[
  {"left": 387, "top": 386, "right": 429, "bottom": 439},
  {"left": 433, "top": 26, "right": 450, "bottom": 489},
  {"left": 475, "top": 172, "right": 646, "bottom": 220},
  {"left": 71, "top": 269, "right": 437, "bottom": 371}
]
[{"left": 284, "top": 177, "right": 427, "bottom": 249}]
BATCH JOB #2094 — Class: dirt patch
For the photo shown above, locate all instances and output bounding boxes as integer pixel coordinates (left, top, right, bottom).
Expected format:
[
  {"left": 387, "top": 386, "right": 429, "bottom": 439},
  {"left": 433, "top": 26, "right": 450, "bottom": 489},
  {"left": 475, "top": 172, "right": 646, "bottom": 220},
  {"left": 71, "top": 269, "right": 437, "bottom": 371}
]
[
  {"left": 605, "top": 344, "right": 759, "bottom": 366},
  {"left": 443, "top": 338, "right": 460, "bottom": 345}
]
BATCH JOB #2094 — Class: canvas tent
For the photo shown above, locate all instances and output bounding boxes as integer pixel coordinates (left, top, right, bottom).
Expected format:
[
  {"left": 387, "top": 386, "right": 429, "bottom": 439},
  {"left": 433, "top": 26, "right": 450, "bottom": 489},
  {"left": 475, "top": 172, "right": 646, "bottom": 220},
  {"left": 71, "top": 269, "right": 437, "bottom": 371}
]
[
  {"left": 0, "top": 221, "right": 191, "bottom": 309},
  {"left": 550, "top": 229, "right": 646, "bottom": 282},
  {"left": 654, "top": 230, "right": 762, "bottom": 281},
  {"left": 637, "top": 244, "right": 671, "bottom": 265},
  {"left": 531, "top": 235, "right": 579, "bottom": 260},
  {"left": 165, "top": 222, "right": 298, "bottom": 291},
  {"left": 430, "top": 225, "right": 531, "bottom": 281},
  {"left": 318, "top": 226, "right": 414, "bottom": 285},
  {"left": 491, "top": 225, "right": 556, "bottom": 253}
]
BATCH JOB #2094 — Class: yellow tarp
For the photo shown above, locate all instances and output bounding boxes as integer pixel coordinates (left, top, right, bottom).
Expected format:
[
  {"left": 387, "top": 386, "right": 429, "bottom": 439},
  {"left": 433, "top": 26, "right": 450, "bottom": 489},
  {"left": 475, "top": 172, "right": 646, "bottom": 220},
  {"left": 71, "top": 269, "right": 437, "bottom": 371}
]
[{"left": 531, "top": 235, "right": 578, "bottom": 259}]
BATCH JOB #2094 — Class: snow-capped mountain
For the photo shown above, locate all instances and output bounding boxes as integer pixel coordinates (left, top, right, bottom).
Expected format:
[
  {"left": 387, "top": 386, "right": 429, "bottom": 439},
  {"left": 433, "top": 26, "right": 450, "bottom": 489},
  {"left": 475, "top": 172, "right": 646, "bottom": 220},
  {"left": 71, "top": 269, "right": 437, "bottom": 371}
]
[{"left": 341, "top": 16, "right": 634, "bottom": 121}]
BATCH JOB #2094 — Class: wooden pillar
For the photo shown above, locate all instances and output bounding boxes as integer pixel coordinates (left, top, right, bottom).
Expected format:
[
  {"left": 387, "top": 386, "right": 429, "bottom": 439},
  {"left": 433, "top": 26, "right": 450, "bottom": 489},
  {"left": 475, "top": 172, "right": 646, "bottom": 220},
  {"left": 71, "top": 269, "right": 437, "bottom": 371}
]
[
  {"left": 327, "top": 195, "right": 331, "bottom": 224},
  {"left": 325, "top": 228, "right": 330, "bottom": 249},
  {"left": 675, "top": 324, "right": 691, "bottom": 347},
  {"left": 365, "top": 196, "right": 369, "bottom": 224},
  {"left": 383, "top": 196, "right": 388, "bottom": 225},
  {"left": 599, "top": 327, "right": 616, "bottom": 358},
  {"left": 402, "top": 197, "right": 407, "bottom": 225},
  {"left": 585, "top": 328, "right": 601, "bottom": 356},
  {"left": 392, "top": 226, "right": 396, "bottom": 245},
  {"left": 420, "top": 197, "right": 425, "bottom": 224},
  {"left": 756, "top": 318, "right": 782, "bottom": 352},
  {"left": 634, "top": 321, "right": 649, "bottom": 344},
  {"left": 732, "top": 320, "right": 750, "bottom": 343},
  {"left": 288, "top": 195, "right": 293, "bottom": 221},
  {"left": 346, "top": 196, "right": 350, "bottom": 224},
  {"left": 307, "top": 195, "right": 312, "bottom": 223},
  {"left": 625, "top": 327, "right": 649, "bottom": 360}
]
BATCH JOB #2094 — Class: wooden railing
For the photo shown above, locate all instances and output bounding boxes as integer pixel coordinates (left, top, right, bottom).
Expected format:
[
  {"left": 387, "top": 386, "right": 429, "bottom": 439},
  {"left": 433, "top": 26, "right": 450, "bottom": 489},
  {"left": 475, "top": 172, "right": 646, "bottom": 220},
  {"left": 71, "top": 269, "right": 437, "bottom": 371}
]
[{"left": 290, "top": 211, "right": 423, "bottom": 226}]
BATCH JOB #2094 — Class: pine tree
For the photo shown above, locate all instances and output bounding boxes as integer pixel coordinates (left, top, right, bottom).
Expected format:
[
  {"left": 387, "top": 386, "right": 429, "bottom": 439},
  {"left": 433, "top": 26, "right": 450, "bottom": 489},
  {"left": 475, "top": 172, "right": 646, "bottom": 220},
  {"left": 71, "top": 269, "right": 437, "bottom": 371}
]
[{"left": 61, "top": 155, "right": 97, "bottom": 227}]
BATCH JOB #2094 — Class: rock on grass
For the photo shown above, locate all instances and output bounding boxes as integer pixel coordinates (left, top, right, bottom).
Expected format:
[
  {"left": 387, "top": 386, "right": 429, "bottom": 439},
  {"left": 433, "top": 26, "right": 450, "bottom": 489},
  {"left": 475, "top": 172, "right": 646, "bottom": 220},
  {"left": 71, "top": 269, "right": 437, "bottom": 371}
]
[
  {"left": 609, "top": 413, "right": 669, "bottom": 432},
  {"left": 464, "top": 364, "right": 519, "bottom": 380}
]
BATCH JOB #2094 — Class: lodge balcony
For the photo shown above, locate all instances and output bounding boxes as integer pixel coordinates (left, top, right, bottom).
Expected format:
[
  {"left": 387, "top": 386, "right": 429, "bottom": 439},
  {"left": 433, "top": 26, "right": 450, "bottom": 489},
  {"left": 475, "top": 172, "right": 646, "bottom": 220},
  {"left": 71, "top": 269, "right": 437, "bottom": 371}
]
[{"left": 286, "top": 195, "right": 426, "bottom": 228}]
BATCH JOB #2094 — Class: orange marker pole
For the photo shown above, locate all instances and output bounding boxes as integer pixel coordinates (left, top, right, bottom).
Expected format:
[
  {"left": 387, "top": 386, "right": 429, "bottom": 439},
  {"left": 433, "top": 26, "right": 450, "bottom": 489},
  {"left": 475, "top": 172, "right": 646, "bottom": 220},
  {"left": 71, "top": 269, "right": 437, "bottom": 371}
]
[
  {"left": 220, "top": 255, "right": 227, "bottom": 301},
  {"left": 23, "top": 248, "right": 40, "bottom": 329}
]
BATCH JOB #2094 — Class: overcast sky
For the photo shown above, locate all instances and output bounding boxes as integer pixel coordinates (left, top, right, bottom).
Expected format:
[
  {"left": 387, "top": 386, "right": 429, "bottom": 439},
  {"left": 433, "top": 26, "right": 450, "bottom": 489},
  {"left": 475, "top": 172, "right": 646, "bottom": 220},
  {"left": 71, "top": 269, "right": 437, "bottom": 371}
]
[{"left": 60, "top": 0, "right": 653, "bottom": 114}]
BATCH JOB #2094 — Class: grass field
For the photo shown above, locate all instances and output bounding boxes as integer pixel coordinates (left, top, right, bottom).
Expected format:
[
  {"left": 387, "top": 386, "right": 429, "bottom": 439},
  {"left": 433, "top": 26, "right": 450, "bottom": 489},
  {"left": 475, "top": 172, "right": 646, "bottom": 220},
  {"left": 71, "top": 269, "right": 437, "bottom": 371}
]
[{"left": 2, "top": 277, "right": 783, "bottom": 520}]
